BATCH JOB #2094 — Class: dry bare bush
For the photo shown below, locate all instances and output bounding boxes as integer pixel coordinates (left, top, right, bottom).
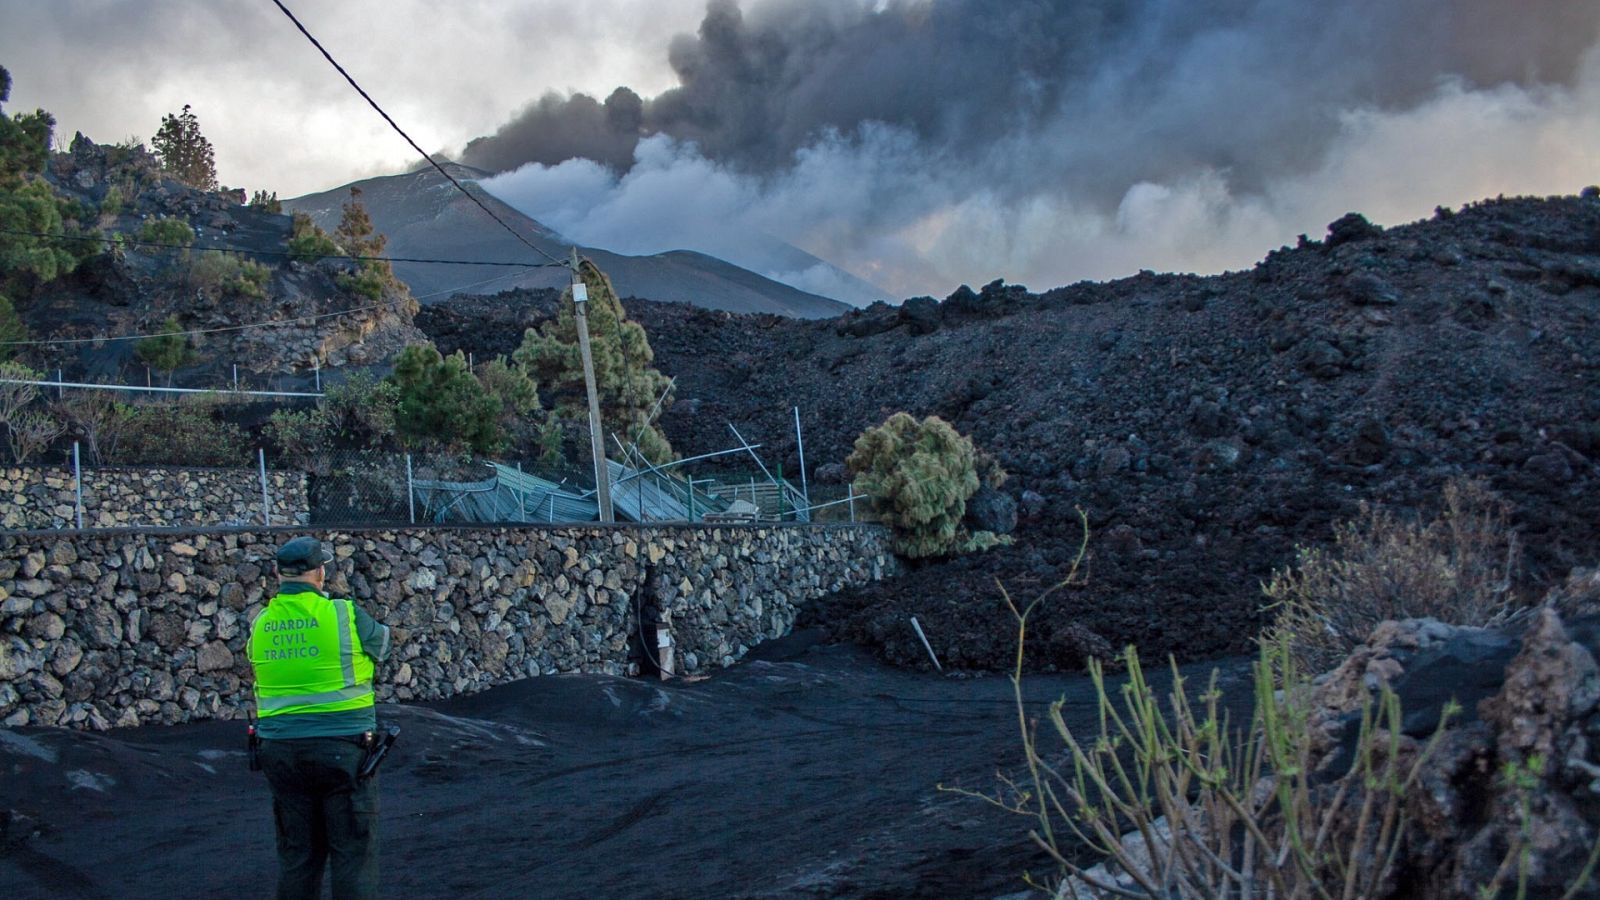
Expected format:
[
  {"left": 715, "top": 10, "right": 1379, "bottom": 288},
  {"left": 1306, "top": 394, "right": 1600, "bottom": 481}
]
[
  {"left": 0, "top": 360, "right": 39, "bottom": 426},
  {"left": 54, "top": 389, "right": 131, "bottom": 464},
  {"left": 1263, "top": 478, "right": 1521, "bottom": 674},
  {"left": 6, "top": 409, "right": 63, "bottom": 464}
]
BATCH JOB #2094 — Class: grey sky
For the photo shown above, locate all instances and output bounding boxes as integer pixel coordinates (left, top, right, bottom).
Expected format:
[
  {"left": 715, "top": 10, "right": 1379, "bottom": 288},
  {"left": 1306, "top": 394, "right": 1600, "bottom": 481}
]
[
  {"left": 3, "top": 1, "right": 1598, "bottom": 299},
  {"left": 0, "top": 0, "right": 706, "bottom": 195}
]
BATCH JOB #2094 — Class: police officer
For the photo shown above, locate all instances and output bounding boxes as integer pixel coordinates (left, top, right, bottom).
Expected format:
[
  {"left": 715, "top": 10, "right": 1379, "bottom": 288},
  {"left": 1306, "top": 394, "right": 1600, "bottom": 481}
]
[{"left": 248, "top": 536, "right": 392, "bottom": 900}]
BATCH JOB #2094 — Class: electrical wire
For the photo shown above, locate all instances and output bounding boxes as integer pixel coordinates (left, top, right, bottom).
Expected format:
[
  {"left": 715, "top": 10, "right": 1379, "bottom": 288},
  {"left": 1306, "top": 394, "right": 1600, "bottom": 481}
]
[
  {"left": 267, "top": 0, "right": 569, "bottom": 269},
  {"left": 0, "top": 227, "right": 562, "bottom": 269}
]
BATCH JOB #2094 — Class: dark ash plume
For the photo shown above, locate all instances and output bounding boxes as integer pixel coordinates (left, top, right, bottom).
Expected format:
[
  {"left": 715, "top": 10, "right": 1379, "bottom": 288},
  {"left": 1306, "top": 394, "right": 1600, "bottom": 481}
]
[
  {"left": 468, "top": 0, "right": 1600, "bottom": 298},
  {"left": 464, "top": 0, "right": 1600, "bottom": 187}
]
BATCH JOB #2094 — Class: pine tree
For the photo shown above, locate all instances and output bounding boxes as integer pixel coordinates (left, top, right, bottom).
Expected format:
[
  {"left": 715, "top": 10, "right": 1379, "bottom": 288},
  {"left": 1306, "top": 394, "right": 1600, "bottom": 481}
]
[
  {"left": 133, "top": 315, "right": 192, "bottom": 385},
  {"left": 846, "top": 413, "right": 988, "bottom": 558},
  {"left": 0, "top": 66, "right": 91, "bottom": 287},
  {"left": 332, "top": 188, "right": 406, "bottom": 303},
  {"left": 514, "top": 259, "right": 674, "bottom": 464},
  {"left": 334, "top": 187, "right": 384, "bottom": 258},
  {"left": 151, "top": 104, "right": 217, "bottom": 191},
  {"left": 388, "top": 344, "right": 503, "bottom": 453}
]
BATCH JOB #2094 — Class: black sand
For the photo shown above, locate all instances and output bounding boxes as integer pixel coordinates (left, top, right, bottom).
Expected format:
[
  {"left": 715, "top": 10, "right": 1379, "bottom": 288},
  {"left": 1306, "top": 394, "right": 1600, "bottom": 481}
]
[{"left": 1, "top": 632, "right": 1251, "bottom": 899}]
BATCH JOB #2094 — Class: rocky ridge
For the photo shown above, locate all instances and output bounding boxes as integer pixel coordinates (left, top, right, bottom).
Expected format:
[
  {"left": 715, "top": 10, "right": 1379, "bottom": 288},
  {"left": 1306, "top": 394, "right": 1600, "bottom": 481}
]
[{"left": 21, "top": 135, "right": 426, "bottom": 382}]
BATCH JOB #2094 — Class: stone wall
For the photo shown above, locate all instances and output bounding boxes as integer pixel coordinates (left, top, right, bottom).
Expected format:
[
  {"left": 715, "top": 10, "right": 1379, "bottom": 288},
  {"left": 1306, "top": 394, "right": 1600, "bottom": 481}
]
[
  {"left": 0, "top": 466, "right": 307, "bottom": 531},
  {"left": 0, "top": 524, "right": 896, "bottom": 729}
]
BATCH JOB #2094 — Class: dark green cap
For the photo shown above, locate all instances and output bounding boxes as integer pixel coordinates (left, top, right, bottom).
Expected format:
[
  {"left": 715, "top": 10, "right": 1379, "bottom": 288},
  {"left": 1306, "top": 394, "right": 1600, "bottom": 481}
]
[{"left": 276, "top": 536, "right": 332, "bottom": 573}]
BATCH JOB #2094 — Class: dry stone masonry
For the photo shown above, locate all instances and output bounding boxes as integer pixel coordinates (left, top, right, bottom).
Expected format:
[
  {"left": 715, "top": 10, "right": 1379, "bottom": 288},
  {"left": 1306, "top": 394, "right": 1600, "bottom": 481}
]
[
  {"left": 0, "top": 466, "right": 307, "bottom": 531},
  {"left": 0, "top": 524, "right": 895, "bottom": 729}
]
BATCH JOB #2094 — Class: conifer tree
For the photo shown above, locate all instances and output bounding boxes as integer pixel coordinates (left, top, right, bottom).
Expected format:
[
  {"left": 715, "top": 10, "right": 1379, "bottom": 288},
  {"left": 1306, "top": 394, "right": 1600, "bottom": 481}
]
[
  {"left": 152, "top": 104, "right": 217, "bottom": 190},
  {"left": 133, "top": 315, "right": 192, "bottom": 385},
  {"left": 514, "top": 259, "right": 674, "bottom": 464},
  {"left": 0, "top": 66, "right": 91, "bottom": 287},
  {"left": 388, "top": 344, "right": 503, "bottom": 453},
  {"left": 847, "top": 413, "right": 992, "bottom": 558},
  {"left": 331, "top": 188, "right": 406, "bottom": 303}
]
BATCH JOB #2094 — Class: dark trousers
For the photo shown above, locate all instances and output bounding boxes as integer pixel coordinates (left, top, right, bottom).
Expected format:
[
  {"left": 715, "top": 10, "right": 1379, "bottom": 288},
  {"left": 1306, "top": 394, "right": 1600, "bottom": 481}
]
[{"left": 260, "top": 737, "right": 379, "bottom": 900}]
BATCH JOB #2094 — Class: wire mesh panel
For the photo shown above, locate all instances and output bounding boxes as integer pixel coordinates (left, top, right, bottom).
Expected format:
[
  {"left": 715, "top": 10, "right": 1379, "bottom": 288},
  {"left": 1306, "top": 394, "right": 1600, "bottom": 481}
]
[
  {"left": 302, "top": 449, "right": 408, "bottom": 527},
  {"left": 692, "top": 470, "right": 811, "bottom": 523}
]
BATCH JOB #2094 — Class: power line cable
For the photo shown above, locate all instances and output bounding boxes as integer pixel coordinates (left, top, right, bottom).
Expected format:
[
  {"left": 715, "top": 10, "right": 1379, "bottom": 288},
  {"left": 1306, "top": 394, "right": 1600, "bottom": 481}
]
[
  {"left": 0, "top": 227, "right": 563, "bottom": 269},
  {"left": 267, "top": 0, "right": 569, "bottom": 269}
]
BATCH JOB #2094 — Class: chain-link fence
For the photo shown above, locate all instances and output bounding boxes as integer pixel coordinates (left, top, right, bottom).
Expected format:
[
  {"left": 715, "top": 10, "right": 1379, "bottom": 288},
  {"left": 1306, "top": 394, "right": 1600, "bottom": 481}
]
[
  {"left": 0, "top": 437, "right": 880, "bottom": 532},
  {"left": 0, "top": 375, "right": 880, "bottom": 531}
]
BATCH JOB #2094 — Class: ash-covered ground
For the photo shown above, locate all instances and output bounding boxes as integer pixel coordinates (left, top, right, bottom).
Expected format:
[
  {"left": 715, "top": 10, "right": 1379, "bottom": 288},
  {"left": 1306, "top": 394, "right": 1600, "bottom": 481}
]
[{"left": 0, "top": 631, "right": 1253, "bottom": 899}]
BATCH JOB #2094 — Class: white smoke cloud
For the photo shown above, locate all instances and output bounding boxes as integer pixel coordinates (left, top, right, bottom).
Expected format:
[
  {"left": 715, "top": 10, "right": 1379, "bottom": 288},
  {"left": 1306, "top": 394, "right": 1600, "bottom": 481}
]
[{"left": 480, "top": 45, "right": 1600, "bottom": 301}]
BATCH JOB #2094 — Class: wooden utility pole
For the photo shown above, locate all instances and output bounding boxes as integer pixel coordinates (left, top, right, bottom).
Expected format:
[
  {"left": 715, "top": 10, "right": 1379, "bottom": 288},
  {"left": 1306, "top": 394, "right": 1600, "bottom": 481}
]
[{"left": 571, "top": 249, "right": 614, "bottom": 522}]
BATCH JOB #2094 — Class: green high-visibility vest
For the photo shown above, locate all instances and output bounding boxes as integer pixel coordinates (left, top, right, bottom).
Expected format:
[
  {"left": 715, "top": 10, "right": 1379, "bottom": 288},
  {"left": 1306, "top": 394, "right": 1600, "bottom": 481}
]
[{"left": 249, "top": 590, "right": 375, "bottom": 719}]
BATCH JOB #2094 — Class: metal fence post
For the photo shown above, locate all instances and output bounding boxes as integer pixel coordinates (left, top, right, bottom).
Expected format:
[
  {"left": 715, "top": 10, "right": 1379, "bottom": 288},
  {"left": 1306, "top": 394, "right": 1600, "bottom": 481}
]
[
  {"left": 57, "top": 369, "right": 63, "bottom": 399},
  {"left": 232, "top": 364, "right": 239, "bottom": 392},
  {"left": 72, "top": 441, "right": 83, "bottom": 530},
  {"left": 258, "top": 448, "right": 270, "bottom": 526},
  {"left": 848, "top": 484, "right": 856, "bottom": 523},
  {"left": 687, "top": 477, "right": 696, "bottom": 523},
  {"left": 794, "top": 406, "right": 809, "bottom": 508},
  {"left": 406, "top": 454, "right": 416, "bottom": 524}
]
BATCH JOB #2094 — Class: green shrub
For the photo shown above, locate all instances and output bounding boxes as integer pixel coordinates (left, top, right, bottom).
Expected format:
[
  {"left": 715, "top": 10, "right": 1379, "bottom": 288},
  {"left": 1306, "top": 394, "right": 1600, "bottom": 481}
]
[
  {"left": 388, "top": 344, "right": 503, "bottom": 453},
  {"left": 113, "top": 398, "right": 246, "bottom": 466},
  {"left": 953, "top": 530, "right": 1014, "bottom": 554},
  {"left": 133, "top": 315, "right": 193, "bottom": 382},
  {"left": 1263, "top": 479, "right": 1521, "bottom": 674},
  {"left": 233, "top": 258, "right": 270, "bottom": 297},
  {"left": 266, "top": 407, "right": 332, "bottom": 476},
  {"left": 845, "top": 412, "right": 996, "bottom": 558},
  {"left": 188, "top": 250, "right": 269, "bottom": 299},
  {"left": 336, "top": 266, "right": 386, "bottom": 301},
  {"left": 287, "top": 212, "right": 338, "bottom": 262},
  {"left": 138, "top": 216, "right": 195, "bottom": 247},
  {"left": 268, "top": 372, "right": 402, "bottom": 472},
  {"left": 98, "top": 185, "right": 124, "bottom": 218},
  {"left": 0, "top": 293, "right": 25, "bottom": 358},
  {"left": 535, "top": 419, "right": 564, "bottom": 468},
  {"left": 320, "top": 372, "right": 397, "bottom": 447}
]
